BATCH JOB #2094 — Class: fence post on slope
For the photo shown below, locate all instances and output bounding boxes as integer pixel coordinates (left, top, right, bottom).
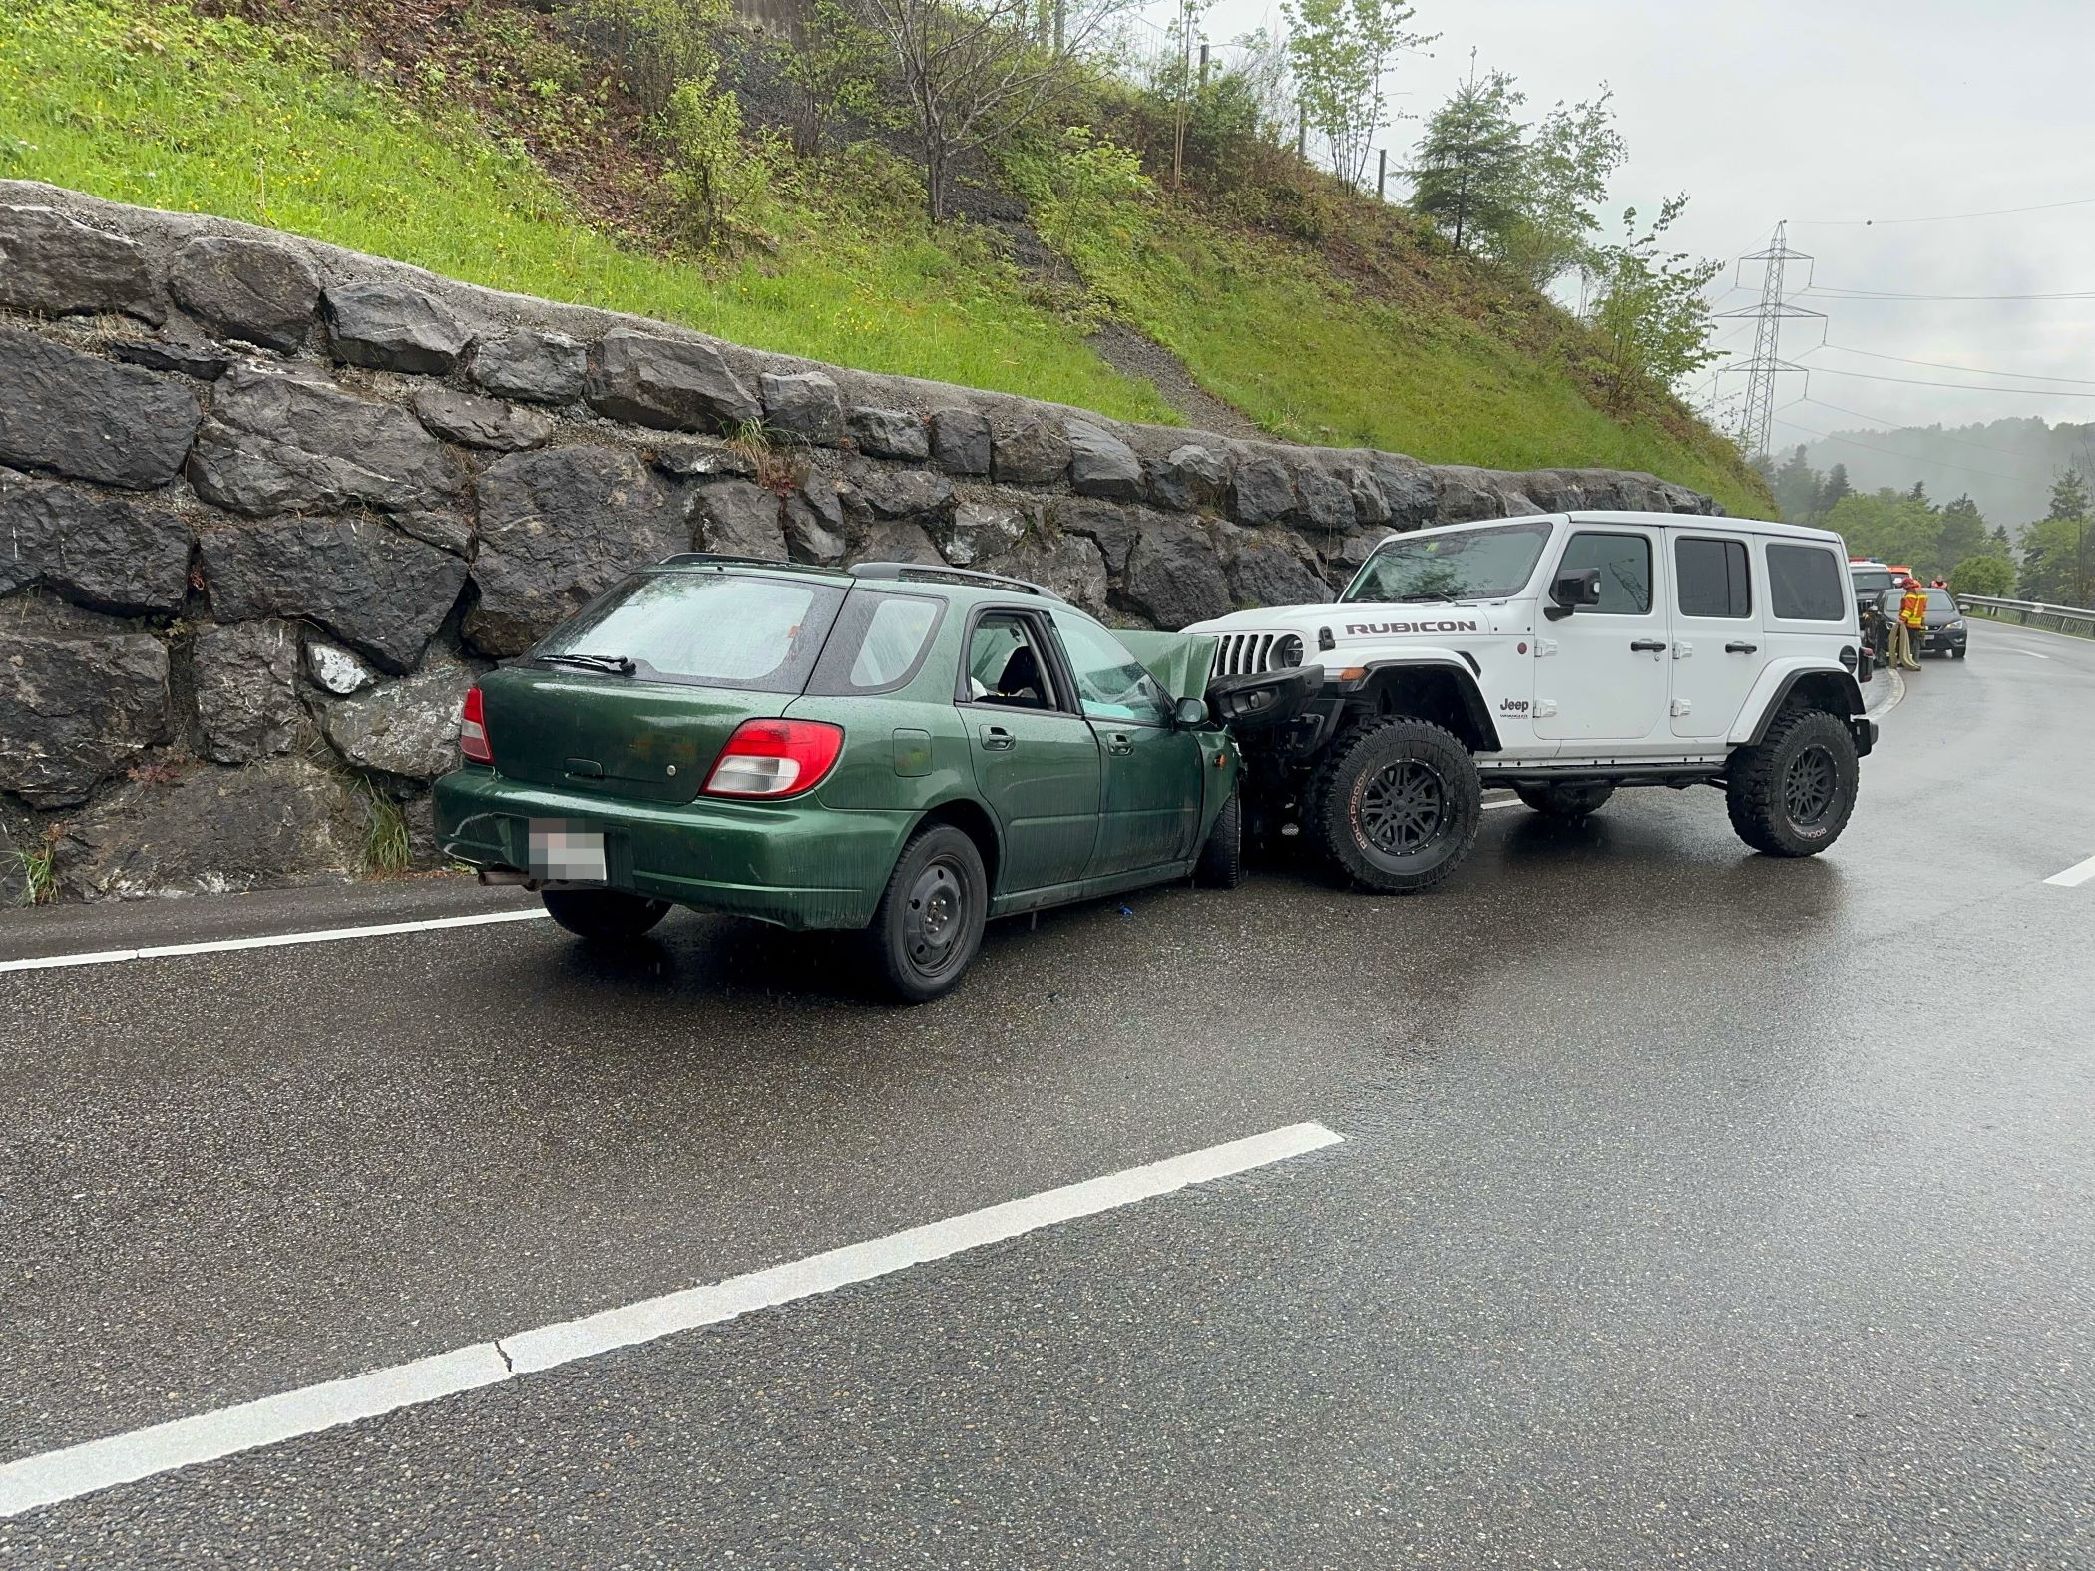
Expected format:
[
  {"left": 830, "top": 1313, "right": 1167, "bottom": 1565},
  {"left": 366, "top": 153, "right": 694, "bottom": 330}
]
[
  {"left": 1377, "top": 149, "right": 1387, "bottom": 200},
  {"left": 1296, "top": 107, "right": 1306, "bottom": 158}
]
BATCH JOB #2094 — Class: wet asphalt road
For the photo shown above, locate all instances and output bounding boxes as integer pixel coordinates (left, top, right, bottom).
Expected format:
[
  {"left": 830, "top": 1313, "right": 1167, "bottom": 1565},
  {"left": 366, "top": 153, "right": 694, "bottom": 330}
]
[{"left": 2, "top": 620, "right": 2092, "bottom": 1569}]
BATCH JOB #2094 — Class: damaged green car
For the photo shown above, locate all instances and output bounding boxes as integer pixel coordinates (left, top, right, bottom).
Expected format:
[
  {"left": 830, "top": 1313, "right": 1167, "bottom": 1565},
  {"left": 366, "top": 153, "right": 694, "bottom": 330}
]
[{"left": 433, "top": 556, "right": 1315, "bottom": 1001}]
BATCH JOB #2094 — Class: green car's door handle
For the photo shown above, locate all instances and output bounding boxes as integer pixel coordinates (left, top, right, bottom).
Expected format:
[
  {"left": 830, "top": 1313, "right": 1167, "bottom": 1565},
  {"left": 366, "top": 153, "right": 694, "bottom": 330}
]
[
  {"left": 979, "top": 724, "right": 1016, "bottom": 752},
  {"left": 1104, "top": 733, "right": 1134, "bottom": 755}
]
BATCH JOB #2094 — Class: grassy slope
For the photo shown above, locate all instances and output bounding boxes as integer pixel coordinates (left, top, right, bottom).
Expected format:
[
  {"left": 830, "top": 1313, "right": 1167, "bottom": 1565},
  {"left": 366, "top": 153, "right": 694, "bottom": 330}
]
[
  {"left": 0, "top": 0, "right": 1175, "bottom": 421},
  {"left": 1033, "top": 187, "right": 1768, "bottom": 517},
  {"left": 1, "top": 0, "right": 1766, "bottom": 513}
]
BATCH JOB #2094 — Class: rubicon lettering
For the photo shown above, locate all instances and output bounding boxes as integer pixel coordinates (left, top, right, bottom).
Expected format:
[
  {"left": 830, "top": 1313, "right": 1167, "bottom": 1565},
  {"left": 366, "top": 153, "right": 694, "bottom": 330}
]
[{"left": 1343, "top": 620, "right": 1481, "bottom": 635}]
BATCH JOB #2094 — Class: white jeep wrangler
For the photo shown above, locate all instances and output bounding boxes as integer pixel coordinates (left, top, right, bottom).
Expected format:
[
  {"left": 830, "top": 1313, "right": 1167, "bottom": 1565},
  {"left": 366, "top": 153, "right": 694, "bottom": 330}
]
[{"left": 1187, "top": 511, "right": 1877, "bottom": 892}]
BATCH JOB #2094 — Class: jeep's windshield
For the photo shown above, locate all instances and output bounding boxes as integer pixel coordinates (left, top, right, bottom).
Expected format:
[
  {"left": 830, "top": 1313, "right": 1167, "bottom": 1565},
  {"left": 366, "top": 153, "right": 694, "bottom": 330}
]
[{"left": 1342, "top": 521, "right": 1553, "bottom": 603}]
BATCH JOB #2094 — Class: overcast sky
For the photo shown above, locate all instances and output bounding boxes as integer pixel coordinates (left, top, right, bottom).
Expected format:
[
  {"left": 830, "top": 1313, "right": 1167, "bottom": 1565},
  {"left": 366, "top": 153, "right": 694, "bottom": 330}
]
[{"left": 1137, "top": 0, "right": 2095, "bottom": 449}]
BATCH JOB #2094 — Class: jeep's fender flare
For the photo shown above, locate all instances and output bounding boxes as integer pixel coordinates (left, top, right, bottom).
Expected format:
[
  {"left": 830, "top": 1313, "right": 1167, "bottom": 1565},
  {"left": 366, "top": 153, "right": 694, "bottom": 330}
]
[
  {"left": 1730, "top": 659, "right": 1866, "bottom": 747},
  {"left": 1345, "top": 654, "right": 1504, "bottom": 753}
]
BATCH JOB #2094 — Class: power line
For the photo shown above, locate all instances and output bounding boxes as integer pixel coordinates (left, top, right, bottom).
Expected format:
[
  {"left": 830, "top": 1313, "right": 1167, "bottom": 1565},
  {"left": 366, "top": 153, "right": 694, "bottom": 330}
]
[
  {"left": 1802, "top": 284, "right": 2095, "bottom": 302},
  {"left": 1790, "top": 194, "right": 2095, "bottom": 227},
  {"left": 1810, "top": 340, "right": 2095, "bottom": 388},
  {"left": 1802, "top": 365, "right": 2095, "bottom": 398}
]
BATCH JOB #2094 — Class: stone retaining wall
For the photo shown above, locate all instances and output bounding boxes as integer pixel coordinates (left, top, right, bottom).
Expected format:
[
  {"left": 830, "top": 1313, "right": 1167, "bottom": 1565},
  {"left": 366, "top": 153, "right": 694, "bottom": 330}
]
[{"left": 0, "top": 180, "right": 1719, "bottom": 901}]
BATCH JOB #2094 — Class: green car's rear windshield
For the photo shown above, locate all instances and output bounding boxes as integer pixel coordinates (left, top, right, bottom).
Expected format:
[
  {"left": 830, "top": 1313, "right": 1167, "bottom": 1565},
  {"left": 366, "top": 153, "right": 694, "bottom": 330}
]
[
  {"left": 536, "top": 571, "right": 846, "bottom": 692},
  {"left": 1344, "top": 521, "right": 1553, "bottom": 603}
]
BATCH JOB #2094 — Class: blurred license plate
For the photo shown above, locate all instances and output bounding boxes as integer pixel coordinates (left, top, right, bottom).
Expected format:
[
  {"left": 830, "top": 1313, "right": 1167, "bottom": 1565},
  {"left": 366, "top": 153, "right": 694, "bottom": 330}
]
[{"left": 529, "top": 820, "right": 606, "bottom": 882}]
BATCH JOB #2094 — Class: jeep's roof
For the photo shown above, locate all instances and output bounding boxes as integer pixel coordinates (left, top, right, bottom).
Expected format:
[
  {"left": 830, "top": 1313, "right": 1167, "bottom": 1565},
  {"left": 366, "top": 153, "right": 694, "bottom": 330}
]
[
  {"left": 1386, "top": 511, "right": 1844, "bottom": 547},
  {"left": 650, "top": 554, "right": 1066, "bottom": 603},
  {"left": 1559, "top": 510, "right": 1844, "bottom": 544}
]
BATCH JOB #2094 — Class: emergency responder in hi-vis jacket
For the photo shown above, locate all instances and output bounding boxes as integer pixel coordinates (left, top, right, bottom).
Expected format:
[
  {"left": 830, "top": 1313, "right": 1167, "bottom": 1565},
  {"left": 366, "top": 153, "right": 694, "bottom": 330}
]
[{"left": 1892, "top": 577, "right": 1927, "bottom": 671}]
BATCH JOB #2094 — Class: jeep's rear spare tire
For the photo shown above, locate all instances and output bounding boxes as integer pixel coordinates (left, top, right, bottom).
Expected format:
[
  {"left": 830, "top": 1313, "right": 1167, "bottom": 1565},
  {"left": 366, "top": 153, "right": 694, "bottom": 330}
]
[
  {"left": 1311, "top": 717, "right": 1482, "bottom": 893},
  {"left": 1726, "top": 707, "right": 1860, "bottom": 857},
  {"left": 1514, "top": 781, "right": 1615, "bottom": 821}
]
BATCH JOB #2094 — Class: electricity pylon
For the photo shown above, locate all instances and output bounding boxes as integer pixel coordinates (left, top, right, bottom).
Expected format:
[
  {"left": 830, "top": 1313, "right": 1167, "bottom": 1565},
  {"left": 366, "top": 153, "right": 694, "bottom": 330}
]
[{"left": 1717, "top": 223, "right": 1824, "bottom": 459}]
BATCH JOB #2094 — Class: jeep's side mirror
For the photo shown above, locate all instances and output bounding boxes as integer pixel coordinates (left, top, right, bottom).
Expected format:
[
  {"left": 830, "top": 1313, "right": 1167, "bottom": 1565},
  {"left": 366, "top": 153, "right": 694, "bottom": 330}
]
[
  {"left": 1173, "top": 695, "right": 1209, "bottom": 728},
  {"left": 1546, "top": 567, "right": 1602, "bottom": 620}
]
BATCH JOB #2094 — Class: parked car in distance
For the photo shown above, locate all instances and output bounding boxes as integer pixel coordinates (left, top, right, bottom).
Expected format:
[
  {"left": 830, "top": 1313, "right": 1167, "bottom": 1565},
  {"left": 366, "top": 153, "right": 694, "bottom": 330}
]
[
  {"left": 1878, "top": 586, "right": 1969, "bottom": 659},
  {"left": 1850, "top": 558, "right": 1897, "bottom": 606},
  {"left": 434, "top": 557, "right": 1276, "bottom": 1001}
]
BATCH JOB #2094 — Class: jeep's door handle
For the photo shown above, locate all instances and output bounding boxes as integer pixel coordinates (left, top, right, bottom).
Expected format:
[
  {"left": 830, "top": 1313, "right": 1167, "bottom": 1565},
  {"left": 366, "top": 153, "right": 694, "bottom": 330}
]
[
  {"left": 1629, "top": 638, "right": 1667, "bottom": 653},
  {"left": 979, "top": 724, "right": 1016, "bottom": 751},
  {"left": 1105, "top": 733, "right": 1135, "bottom": 756},
  {"left": 1725, "top": 641, "right": 1759, "bottom": 654}
]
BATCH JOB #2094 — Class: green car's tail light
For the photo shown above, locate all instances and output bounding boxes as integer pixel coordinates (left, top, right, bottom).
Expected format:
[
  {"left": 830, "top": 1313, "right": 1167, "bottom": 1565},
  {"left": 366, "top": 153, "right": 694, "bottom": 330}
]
[
  {"left": 459, "top": 686, "right": 494, "bottom": 765},
  {"left": 703, "top": 719, "right": 845, "bottom": 799}
]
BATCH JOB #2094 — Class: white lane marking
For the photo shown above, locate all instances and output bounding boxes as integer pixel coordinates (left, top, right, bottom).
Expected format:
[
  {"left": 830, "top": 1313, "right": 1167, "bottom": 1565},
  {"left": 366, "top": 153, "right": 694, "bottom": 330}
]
[
  {"left": 2044, "top": 853, "right": 2095, "bottom": 888},
  {"left": 0, "top": 1121, "right": 1344, "bottom": 1518},
  {"left": 1481, "top": 797, "right": 1522, "bottom": 811},
  {"left": 2009, "top": 649, "right": 2051, "bottom": 659},
  {"left": 0, "top": 908, "right": 549, "bottom": 975}
]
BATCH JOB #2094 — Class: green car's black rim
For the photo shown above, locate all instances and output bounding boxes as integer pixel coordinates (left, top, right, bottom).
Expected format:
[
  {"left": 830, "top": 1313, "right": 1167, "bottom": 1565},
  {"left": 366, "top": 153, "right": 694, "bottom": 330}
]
[
  {"left": 902, "top": 855, "right": 970, "bottom": 978},
  {"left": 1358, "top": 760, "right": 1448, "bottom": 854},
  {"left": 1783, "top": 744, "right": 1838, "bottom": 828}
]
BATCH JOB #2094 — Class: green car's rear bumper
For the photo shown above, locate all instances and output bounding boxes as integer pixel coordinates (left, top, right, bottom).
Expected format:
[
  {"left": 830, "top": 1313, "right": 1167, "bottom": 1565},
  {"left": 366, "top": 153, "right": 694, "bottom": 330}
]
[{"left": 433, "top": 768, "right": 906, "bottom": 930}]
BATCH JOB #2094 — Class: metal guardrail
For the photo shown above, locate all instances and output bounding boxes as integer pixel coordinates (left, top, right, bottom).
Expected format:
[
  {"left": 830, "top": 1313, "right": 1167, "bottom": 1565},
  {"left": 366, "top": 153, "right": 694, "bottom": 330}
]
[{"left": 1957, "top": 595, "right": 2095, "bottom": 640}]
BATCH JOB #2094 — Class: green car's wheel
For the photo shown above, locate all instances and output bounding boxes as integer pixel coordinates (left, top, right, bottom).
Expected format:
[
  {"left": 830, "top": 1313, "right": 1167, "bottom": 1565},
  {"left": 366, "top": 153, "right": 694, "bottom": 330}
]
[
  {"left": 868, "top": 824, "right": 988, "bottom": 1003},
  {"left": 541, "top": 888, "right": 671, "bottom": 941}
]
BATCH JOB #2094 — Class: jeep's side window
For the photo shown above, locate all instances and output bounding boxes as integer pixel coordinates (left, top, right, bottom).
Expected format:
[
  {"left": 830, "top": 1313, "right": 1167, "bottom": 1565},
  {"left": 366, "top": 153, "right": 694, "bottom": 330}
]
[
  {"left": 1675, "top": 536, "right": 1752, "bottom": 619},
  {"left": 1767, "top": 544, "right": 1846, "bottom": 621},
  {"left": 1557, "top": 532, "right": 1653, "bottom": 615}
]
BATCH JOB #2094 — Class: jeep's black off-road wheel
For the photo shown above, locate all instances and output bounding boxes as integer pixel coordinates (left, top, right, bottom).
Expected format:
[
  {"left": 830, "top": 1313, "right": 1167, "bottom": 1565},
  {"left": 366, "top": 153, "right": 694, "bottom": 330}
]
[
  {"left": 1310, "top": 717, "right": 1482, "bottom": 893},
  {"left": 1726, "top": 707, "right": 1860, "bottom": 857},
  {"left": 867, "top": 824, "right": 987, "bottom": 1003},
  {"left": 1513, "top": 781, "right": 1616, "bottom": 821},
  {"left": 1195, "top": 786, "right": 1245, "bottom": 889},
  {"left": 542, "top": 888, "right": 672, "bottom": 941}
]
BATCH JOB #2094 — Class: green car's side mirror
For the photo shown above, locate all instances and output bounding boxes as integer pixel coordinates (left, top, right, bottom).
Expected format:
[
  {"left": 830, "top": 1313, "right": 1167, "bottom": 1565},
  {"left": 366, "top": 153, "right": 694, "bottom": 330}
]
[{"left": 1173, "top": 695, "right": 1209, "bottom": 728}]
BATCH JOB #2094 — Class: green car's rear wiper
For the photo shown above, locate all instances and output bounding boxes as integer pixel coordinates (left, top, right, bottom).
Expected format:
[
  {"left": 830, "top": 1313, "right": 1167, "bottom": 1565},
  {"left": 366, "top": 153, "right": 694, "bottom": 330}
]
[{"left": 537, "top": 652, "right": 636, "bottom": 675}]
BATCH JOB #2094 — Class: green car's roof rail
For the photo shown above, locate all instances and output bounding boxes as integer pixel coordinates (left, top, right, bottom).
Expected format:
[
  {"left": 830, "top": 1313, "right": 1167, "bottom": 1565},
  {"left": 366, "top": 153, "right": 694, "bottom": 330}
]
[
  {"left": 851, "top": 562, "right": 1064, "bottom": 601},
  {"left": 657, "top": 553, "right": 851, "bottom": 578}
]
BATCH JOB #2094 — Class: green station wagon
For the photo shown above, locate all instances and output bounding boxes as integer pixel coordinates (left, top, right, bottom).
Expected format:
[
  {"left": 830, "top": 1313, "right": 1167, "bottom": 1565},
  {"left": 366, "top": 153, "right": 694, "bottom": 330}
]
[{"left": 435, "top": 557, "right": 1306, "bottom": 1000}]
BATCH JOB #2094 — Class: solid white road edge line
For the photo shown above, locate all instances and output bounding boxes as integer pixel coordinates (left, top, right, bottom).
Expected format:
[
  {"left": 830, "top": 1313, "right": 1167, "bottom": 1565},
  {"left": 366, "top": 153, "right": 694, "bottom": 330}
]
[
  {"left": 0, "top": 908, "right": 550, "bottom": 975},
  {"left": 0, "top": 1120, "right": 1345, "bottom": 1519},
  {"left": 2043, "top": 853, "right": 2095, "bottom": 888}
]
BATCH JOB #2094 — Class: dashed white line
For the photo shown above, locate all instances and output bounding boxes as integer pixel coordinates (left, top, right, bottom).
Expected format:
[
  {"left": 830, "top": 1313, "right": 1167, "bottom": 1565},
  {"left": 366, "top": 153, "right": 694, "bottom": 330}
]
[
  {"left": 0, "top": 908, "right": 549, "bottom": 975},
  {"left": 2008, "top": 648, "right": 2051, "bottom": 660},
  {"left": 0, "top": 1120, "right": 1345, "bottom": 1519},
  {"left": 1481, "top": 797, "right": 1523, "bottom": 811},
  {"left": 2043, "top": 853, "right": 2095, "bottom": 888}
]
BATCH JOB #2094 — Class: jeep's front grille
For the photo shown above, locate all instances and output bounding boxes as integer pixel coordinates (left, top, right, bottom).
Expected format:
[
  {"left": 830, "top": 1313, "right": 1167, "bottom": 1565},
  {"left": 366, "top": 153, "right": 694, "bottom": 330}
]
[{"left": 1213, "top": 631, "right": 1283, "bottom": 675}]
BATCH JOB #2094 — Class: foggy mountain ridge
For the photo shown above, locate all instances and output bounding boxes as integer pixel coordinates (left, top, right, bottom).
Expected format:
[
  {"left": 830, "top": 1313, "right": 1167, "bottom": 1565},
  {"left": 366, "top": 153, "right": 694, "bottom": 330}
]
[{"left": 1795, "top": 416, "right": 2093, "bottom": 532}]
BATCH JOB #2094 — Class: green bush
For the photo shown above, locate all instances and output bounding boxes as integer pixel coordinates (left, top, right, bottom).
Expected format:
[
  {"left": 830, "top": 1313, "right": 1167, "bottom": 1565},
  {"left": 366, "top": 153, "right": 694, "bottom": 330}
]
[
  {"left": 661, "top": 62, "right": 779, "bottom": 251},
  {"left": 1951, "top": 555, "right": 2016, "bottom": 598}
]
